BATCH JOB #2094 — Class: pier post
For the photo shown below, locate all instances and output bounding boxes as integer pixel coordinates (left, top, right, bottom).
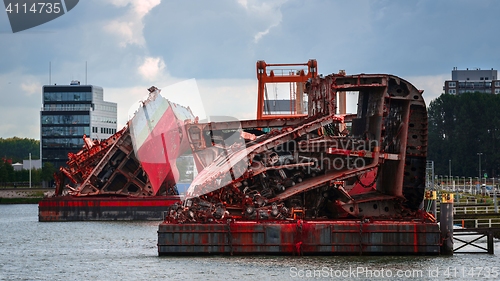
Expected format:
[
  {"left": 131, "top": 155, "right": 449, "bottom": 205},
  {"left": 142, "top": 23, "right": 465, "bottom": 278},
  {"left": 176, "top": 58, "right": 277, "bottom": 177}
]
[
  {"left": 487, "top": 232, "right": 494, "bottom": 254},
  {"left": 424, "top": 191, "right": 437, "bottom": 218},
  {"left": 494, "top": 182, "right": 498, "bottom": 213},
  {"left": 440, "top": 193, "right": 454, "bottom": 255}
]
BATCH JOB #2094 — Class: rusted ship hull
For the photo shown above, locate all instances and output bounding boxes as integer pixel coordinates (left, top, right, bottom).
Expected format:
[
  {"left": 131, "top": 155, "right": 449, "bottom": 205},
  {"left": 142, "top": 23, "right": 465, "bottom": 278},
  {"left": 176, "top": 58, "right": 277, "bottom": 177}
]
[
  {"left": 158, "top": 69, "right": 440, "bottom": 255},
  {"left": 39, "top": 195, "right": 181, "bottom": 221},
  {"left": 158, "top": 220, "right": 440, "bottom": 255}
]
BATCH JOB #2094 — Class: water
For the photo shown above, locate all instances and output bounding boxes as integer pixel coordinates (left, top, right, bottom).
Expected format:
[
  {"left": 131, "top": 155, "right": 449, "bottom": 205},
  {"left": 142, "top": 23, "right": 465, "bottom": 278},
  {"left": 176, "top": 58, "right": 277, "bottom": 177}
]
[{"left": 1, "top": 204, "right": 499, "bottom": 280}]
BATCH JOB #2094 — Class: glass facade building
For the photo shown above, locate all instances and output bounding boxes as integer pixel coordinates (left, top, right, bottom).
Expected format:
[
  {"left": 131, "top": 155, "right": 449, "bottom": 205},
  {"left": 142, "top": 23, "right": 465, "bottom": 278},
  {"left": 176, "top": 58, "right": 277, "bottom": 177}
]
[{"left": 40, "top": 81, "right": 117, "bottom": 168}]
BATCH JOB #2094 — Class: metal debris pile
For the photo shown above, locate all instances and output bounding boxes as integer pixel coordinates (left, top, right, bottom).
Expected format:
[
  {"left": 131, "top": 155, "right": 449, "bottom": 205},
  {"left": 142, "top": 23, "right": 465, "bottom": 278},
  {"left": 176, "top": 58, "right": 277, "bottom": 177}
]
[
  {"left": 53, "top": 126, "right": 163, "bottom": 197},
  {"left": 165, "top": 73, "right": 430, "bottom": 223}
]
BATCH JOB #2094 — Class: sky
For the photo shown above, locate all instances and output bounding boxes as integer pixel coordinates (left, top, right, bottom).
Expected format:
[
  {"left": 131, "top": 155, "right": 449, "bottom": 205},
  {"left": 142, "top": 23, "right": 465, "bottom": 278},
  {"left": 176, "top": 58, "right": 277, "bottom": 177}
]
[{"left": 1, "top": 0, "right": 500, "bottom": 140}]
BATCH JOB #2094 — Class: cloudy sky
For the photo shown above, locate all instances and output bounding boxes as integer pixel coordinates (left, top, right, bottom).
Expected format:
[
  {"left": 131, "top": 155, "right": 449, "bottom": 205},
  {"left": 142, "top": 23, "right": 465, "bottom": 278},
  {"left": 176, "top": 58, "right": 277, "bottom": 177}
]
[{"left": 1, "top": 0, "right": 499, "bottom": 140}]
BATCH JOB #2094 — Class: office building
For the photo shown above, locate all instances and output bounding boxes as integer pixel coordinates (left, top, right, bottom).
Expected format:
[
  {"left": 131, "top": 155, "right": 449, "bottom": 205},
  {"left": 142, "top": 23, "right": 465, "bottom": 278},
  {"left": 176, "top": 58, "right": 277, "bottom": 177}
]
[
  {"left": 443, "top": 67, "right": 500, "bottom": 95},
  {"left": 40, "top": 80, "right": 117, "bottom": 168}
]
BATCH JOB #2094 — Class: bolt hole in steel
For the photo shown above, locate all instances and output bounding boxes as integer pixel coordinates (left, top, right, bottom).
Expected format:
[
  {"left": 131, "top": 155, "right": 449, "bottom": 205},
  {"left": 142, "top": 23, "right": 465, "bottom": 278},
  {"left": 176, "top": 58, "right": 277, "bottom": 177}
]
[
  {"left": 349, "top": 207, "right": 354, "bottom": 212},
  {"left": 373, "top": 204, "right": 378, "bottom": 209},
  {"left": 409, "top": 123, "right": 415, "bottom": 127},
  {"left": 384, "top": 207, "right": 390, "bottom": 212},
  {"left": 412, "top": 134, "right": 418, "bottom": 139},
  {"left": 413, "top": 95, "right": 419, "bottom": 99}
]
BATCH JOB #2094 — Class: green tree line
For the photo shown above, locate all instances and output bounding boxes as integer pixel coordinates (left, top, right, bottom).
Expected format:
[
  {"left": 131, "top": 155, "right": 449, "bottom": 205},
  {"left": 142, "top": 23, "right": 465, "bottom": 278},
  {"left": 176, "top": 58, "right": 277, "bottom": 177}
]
[
  {"left": 428, "top": 92, "right": 500, "bottom": 178},
  {"left": 0, "top": 137, "right": 40, "bottom": 163},
  {"left": 0, "top": 161, "right": 56, "bottom": 187}
]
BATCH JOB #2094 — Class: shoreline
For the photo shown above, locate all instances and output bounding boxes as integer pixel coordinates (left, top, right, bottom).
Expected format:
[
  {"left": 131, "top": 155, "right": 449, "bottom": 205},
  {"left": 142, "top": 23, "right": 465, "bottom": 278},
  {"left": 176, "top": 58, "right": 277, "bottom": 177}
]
[{"left": 0, "top": 188, "right": 54, "bottom": 204}]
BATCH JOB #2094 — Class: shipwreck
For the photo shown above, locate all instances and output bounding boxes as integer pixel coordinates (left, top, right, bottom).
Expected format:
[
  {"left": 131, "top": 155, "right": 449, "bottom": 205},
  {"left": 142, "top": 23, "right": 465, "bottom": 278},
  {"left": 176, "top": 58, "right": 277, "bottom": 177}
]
[
  {"left": 158, "top": 60, "right": 440, "bottom": 255},
  {"left": 38, "top": 86, "right": 194, "bottom": 221}
]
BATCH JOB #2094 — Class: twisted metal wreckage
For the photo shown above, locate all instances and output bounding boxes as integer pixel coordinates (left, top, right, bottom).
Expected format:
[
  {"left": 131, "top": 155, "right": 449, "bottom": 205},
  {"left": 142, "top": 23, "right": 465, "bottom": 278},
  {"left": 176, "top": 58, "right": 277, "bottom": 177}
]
[
  {"left": 53, "top": 86, "right": 193, "bottom": 199},
  {"left": 165, "top": 68, "right": 430, "bottom": 224},
  {"left": 49, "top": 60, "right": 430, "bottom": 228}
]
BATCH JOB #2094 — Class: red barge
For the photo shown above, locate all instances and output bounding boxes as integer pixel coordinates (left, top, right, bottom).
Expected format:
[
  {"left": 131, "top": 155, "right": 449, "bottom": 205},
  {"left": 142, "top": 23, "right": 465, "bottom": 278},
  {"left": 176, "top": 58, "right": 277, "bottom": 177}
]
[
  {"left": 39, "top": 195, "right": 180, "bottom": 221},
  {"left": 158, "top": 61, "right": 441, "bottom": 255}
]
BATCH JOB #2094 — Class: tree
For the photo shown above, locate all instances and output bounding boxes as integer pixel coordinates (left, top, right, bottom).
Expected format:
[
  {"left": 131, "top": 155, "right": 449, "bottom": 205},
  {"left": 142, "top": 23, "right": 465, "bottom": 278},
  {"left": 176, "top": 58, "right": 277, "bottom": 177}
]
[
  {"left": 0, "top": 137, "right": 40, "bottom": 163},
  {"left": 0, "top": 161, "right": 8, "bottom": 184},
  {"left": 41, "top": 162, "right": 56, "bottom": 182},
  {"left": 428, "top": 92, "right": 500, "bottom": 177}
]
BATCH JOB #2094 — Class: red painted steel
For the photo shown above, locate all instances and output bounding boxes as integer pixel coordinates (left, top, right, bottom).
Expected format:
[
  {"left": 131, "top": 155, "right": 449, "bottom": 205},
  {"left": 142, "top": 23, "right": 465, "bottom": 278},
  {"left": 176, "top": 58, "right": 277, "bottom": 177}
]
[
  {"left": 135, "top": 105, "right": 188, "bottom": 193},
  {"left": 39, "top": 196, "right": 181, "bottom": 221},
  {"left": 159, "top": 70, "right": 435, "bottom": 255},
  {"left": 158, "top": 219, "right": 440, "bottom": 255},
  {"left": 256, "top": 60, "right": 317, "bottom": 120}
]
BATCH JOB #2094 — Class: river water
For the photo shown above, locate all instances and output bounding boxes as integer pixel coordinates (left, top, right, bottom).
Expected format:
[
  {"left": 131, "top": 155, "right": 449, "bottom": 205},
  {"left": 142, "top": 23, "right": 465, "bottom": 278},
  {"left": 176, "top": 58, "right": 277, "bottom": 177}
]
[{"left": 1, "top": 204, "right": 499, "bottom": 281}]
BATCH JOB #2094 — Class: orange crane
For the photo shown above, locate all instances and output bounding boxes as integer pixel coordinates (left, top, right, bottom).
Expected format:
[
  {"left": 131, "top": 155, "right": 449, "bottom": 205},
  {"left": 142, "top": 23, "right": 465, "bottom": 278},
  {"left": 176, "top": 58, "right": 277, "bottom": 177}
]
[{"left": 256, "top": 60, "right": 317, "bottom": 120}]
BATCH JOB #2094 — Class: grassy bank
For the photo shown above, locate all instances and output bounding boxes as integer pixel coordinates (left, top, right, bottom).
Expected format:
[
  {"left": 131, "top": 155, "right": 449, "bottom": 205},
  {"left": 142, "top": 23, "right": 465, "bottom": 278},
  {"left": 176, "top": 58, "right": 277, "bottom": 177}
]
[
  {"left": 0, "top": 197, "right": 43, "bottom": 204},
  {"left": 0, "top": 189, "right": 48, "bottom": 204}
]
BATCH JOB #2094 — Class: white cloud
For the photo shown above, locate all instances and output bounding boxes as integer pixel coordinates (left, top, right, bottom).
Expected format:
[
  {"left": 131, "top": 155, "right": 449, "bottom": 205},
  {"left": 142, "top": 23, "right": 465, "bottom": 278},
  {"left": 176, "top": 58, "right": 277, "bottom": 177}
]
[
  {"left": 133, "top": 0, "right": 162, "bottom": 17},
  {"left": 138, "top": 56, "right": 166, "bottom": 81},
  {"left": 237, "top": 0, "right": 248, "bottom": 9},
  {"left": 104, "top": 0, "right": 161, "bottom": 47},
  {"left": 108, "top": 0, "right": 161, "bottom": 16},
  {"left": 254, "top": 21, "right": 280, "bottom": 43},
  {"left": 237, "top": 0, "right": 288, "bottom": 43},
  {"left": 21, "top": 80, "right": 42, "bottom": 96}
]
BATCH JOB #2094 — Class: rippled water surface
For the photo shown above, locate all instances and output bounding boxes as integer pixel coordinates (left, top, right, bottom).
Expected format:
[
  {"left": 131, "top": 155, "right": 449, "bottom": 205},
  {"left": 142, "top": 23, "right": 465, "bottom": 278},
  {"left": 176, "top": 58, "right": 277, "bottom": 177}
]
[{"left": 1, "top": 204, "right": 499, "bottom": 280}]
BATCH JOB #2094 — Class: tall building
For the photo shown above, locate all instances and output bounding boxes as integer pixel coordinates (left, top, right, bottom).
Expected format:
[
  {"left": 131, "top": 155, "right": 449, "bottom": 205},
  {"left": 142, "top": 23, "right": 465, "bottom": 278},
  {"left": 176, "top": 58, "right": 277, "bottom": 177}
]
[
  {"left": 40, "top": 80, "right": 117, "bottom": 168},
  {"left": 443, "top": 67, "right": 500, "bottom": 95}
]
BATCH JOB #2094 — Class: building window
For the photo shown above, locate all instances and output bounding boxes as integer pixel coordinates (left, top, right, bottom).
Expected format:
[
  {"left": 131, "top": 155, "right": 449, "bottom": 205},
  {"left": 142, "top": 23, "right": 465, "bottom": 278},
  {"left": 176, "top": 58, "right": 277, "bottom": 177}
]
[
  {"left": 448, "top": 82, "right": 456, "bottom": 88},
  {"left": 495, "top": 81, "right": 500, "bottom": 87},
  {"left": 495, "top": 89, "right": 500, "bottom": 94},
  {"left": 41, "top": 126, "right": 90, "bottom": 137},
  {"left": 448, "top": 89, "right": 456, "bottom": 94}
]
